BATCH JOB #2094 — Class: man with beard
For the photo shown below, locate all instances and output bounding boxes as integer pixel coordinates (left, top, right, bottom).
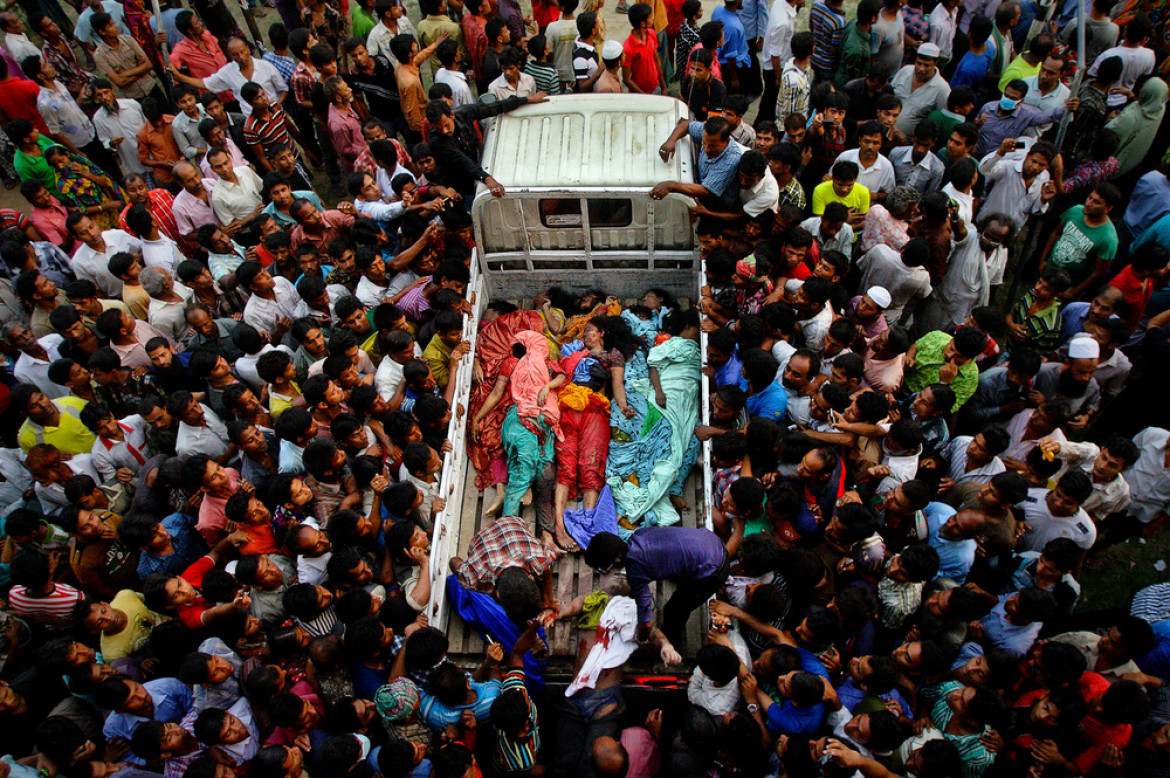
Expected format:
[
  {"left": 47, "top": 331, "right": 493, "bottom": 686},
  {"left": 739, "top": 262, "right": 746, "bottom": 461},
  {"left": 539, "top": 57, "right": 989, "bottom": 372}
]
[{"left": 1032, "top": 335, "right": 1101, "bottom": 432}]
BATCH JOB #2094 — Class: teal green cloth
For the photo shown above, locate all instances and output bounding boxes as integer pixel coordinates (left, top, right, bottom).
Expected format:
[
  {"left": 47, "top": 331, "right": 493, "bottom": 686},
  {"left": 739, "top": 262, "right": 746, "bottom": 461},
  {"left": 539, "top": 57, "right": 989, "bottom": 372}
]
[
  {"left": 608, "top": 336, "right": 701, "bottom": 526},
  {"left": 502, "top": 405, "right": 554, "bottom": 516}
]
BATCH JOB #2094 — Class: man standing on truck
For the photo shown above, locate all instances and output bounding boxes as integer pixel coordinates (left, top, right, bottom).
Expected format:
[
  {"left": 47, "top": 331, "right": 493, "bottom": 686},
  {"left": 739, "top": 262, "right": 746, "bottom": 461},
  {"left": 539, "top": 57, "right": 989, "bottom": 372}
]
[
  {"left": 423, "top": 92, "right": 548, "bottom": 203},
  {"left": 652, "top": 115, "right": 745, "bottom": 213}
]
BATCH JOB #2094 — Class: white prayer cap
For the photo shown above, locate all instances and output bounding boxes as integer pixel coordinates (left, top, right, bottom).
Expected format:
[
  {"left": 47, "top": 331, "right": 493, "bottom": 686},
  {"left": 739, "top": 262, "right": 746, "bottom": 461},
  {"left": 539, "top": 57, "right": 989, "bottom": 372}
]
[
  {"left": 866, "top": 286, "right": 892, "bottom": 309},
  {"left": 1068, "top": 334, "right": 1100, "bottom": 360},
  {"left": 602, "top": 40, "right": 623, "bottom": 60}
]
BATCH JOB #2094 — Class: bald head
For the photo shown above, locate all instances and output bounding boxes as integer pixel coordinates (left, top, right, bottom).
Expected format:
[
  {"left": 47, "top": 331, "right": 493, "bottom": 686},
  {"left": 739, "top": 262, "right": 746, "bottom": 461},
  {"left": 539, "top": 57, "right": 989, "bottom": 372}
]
[{"left": 592, "top": 736, "right": 629, "bottom": 777}]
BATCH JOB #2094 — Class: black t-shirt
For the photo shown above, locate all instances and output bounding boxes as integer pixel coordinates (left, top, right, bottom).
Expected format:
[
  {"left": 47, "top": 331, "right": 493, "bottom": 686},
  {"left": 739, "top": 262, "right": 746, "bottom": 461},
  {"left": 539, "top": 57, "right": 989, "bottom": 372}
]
[{"left": 348, "top": 56, "right": 401, "bottom": 117}]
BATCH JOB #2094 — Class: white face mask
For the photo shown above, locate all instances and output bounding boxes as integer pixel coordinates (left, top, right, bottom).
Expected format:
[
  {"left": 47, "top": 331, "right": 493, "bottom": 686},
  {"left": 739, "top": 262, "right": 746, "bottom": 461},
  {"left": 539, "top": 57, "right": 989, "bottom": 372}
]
[{"left": 355, "top": 733, "right": 372, "bottom": 760}]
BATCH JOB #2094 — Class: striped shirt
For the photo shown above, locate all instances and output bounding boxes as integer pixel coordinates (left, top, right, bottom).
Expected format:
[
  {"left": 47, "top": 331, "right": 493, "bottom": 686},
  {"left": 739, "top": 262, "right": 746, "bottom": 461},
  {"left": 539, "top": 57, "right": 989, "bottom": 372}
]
[
  {"left": 8, "top": 583, "right": 86, "bottom": 629},
  {"left": 572, "top": 39, "right": 599, "bottom": 82},
  {"left": 119, "top": 189, "right": 187, "bottom": 254},
  {"left": 262, "top": 51, "right": 297, "bottom": 83},
  {"left": 243, "top": 106, "right": 294, "bottom": 156},
  {"left": 809, "top": 1, "right": 846, "bottom": 73},
  {"left": 924, "top": 680, "right": 995, "bottom": 778},
  {"left": 493, "top": 668, "right": 540, "bottom": 773},
  {"left": 525, "top": 61, "right": 562, "bottom": 95}
]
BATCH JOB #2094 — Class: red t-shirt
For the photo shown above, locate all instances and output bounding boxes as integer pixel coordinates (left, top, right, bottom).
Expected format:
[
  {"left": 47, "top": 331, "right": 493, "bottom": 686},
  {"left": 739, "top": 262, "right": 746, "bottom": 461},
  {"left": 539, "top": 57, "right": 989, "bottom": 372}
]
[
  {"left": 176, "top": 555, "right": 216, "bottom": 629},
  {"left": 665, "top": 0, "right": 686, "bottom": 36},
  {"left": 1108, "top": 265, "right": 1153, "bottom": 329},
  {"left": 0, "top": 77, "right": 49, "bottom": 134},
  {"left": 624, "top": 30, "right": 661, "bottom": 93}
]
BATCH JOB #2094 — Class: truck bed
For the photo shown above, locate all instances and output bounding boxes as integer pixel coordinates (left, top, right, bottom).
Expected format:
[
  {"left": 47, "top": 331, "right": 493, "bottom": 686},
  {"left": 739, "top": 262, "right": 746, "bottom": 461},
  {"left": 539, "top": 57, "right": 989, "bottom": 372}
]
[{"left": 442, "top": 469, "right": 709, "bottom": 679}]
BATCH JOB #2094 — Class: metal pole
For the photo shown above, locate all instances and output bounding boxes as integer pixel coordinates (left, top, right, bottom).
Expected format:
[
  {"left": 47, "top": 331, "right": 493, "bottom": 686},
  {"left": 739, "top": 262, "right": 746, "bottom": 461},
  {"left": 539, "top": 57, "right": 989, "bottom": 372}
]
[{"left": 1054, "top": 0, "right": 1087, "bottom": 151}]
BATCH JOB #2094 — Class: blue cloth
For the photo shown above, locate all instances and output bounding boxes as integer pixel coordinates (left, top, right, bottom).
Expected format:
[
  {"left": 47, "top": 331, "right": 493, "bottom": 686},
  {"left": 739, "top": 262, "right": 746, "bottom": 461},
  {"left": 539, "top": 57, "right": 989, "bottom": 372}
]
[
  {"left": 1138, "top": 619, "right": 1170, "bottom": 678},
  {"left": 714, "top": 349, "right": 746, "bottom": 390},
  {"left": 1125, "top": 171, "right": 1170, "bottom": 238},
  {"left": 746, "top": 382, "right": 788, "bottom": 421},
  {"left": 765, "top": 698, "right": 825, "bottom": 736},
  {"left": 980, "top": 593, "right": 1042, "bottom": 658},
  {"left": 445, "top": 575, "right": 548, "bottom": 686},
  {"left": 737, "top": 0, "right": 770, "bottom": 41},
  {"left": 925, "top": 502, "right": 975, "bottom": 583},
  {"left": 137, "top": 512, "right": 207, "bottom": 581},
  {"left": 279, "top": 439, "right": 305, "bottom": 474},
  {"left": 625, "top": 527, "right": 726, "bottom": 625},
  {"left": 712, "top": 6, "right": 750, "bottom": 66},
  {"left": 1134, "top": 211, "right": 1170, "bottom": 251},
  {"left": 836, "top": 676, "right": 911, "bottom": 715},
  {"left": 563, "top": 485, "right": 620, "bottom": 550},
  {"left": 797, "top": 647, "right": 830, "bottom": 678},
  {"left": 687, "top": 120, "right": 744, "bottom": 200},
  {"left": 947, "top": 48, "right": 993, "bottom": 91},
  {"left": 353, "top": 662, "right": 388, "bottom": 700},
  {"left": 103, "top": 678, "right": 193, "bottom": 763},
  {"left": 1058, "top": 301, "right": 1091, "bottom": 345},
  {"left": 620, "top": 309, "right": 662, "bottom": 348}
]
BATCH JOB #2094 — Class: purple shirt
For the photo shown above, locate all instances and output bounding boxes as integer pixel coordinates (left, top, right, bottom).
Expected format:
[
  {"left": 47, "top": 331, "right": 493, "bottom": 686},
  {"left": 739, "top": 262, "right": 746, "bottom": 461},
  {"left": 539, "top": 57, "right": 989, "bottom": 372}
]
[
  {"left": 398, "top": 276, "right": 431, "bottom": 322},
  {"left": 625, "top": 527, "right": 726, "bottom": 624}
]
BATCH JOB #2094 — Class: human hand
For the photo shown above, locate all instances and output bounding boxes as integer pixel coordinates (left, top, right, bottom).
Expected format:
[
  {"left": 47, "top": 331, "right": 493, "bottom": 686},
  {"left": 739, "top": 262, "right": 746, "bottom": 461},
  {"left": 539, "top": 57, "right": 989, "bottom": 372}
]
[
  {"left": 486, "top": 642, "right": 505, "bottom": 664},
  {"left": 115, "top": 467, "right": 135, "bottom": 484},
  {"left": 645, "top": 709, "right": 664, "bottom": 739},
  {"left": 938, "top": 361, "right": 959, "bottom": 383}
]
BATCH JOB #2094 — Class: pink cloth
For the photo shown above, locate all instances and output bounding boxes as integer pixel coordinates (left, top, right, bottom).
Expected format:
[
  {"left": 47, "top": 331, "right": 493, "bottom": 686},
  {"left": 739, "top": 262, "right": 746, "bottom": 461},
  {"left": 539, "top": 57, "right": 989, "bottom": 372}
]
[
  {"left": 510, "top": 330, "right": 562, "bottom": 440},
  {"left": 173, "top": 180, "right": 219, "bottom": 236},
  {"left": 29, "top": 198, "right": 74, "bottom": 253},
  {"left": 621, "top": 726, "right": 660, "bottom": 778},
  {"left": 199, "top": 138, "right": 248, "bottom": 180},
  {"left": 196, "top": 468, "right": 241, "bottom": 540},
  {"left": 327, "top": 103, "right": 367, "bottom": 174}
]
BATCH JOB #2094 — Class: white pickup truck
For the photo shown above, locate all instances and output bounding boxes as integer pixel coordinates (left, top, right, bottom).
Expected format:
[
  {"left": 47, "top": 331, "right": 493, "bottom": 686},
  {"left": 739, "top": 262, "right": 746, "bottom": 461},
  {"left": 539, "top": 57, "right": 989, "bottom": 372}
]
[{"left": 424, "top": 94, "right": 715, "bottom": 676}]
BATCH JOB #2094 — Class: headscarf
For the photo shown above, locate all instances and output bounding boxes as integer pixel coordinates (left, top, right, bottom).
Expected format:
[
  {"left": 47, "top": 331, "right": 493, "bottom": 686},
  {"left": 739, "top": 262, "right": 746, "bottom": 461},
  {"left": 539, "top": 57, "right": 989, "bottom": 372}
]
[
  {"left": 374, "top": 678, "right": 419, "bottom": 723},
  {"left": 1106, "top": 77, "right": 1169, "bottom": 176},
  {"left": 509, "top": 329, "right": 563, "bottom": 439}
]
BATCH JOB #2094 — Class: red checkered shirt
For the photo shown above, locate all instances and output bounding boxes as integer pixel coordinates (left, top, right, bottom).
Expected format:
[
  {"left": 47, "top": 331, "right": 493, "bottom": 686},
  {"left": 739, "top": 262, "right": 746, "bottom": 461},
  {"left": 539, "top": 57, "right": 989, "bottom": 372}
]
[{"left": 456, "top": 515, "right": 555, "bottom": 593}]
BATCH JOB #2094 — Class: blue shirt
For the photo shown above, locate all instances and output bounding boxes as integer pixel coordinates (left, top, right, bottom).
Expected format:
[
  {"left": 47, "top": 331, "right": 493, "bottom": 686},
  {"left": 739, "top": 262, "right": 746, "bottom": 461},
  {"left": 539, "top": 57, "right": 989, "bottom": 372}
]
[
  {"left": 1137, "top": 619, "right": 1170, "bottom": 678},
  {"left": 626, "top": 527, "right": 727, "bottom": 624},
  {"left": 714, "top": 349, "right": 746, "bottom": 390},
  {"left": 1134, "top": 211, "right": 1170, "bottom": 252},
  {"left": 1124, "top": 172, "right": 1170, "bottom": 238},
  {"left": 1058, "top": 301, "right": 1091, "bottom": 345},
  {"left": 925, "top": 502, "right": 976, "bottom": 583},
  {"left": 746, "top": 382, "right": 789, "bottom": 421},
  {"left": 950, "top": 49, "right": 994, "bottom": 91},
  {"left": 687, "top": 121, "right": 744, "bottom": 201},
  {"left": 76, "top": 1, "right": 129, "bottom": 44},
  {"left": 103, "top": 678, "right": 194, "bottom": 763},
  {"left": 980, "top": 593, "right": 1042, "bottom": 658},
  {"left": 737, "top": 0, "right": 770, "bottom": 42},
  {"left": 765, "top": 698, "right": 825, "bottom": 736},
  {"left": 279, "top": 439, "right": 306, "bottom": 474},
  {"left": 712, "top": 6, "right": 750, "bottom": 66},
  {"left": 137, "top": 512, "right": 206, "bottom": 581},
  {"left": 264, "top": 191, "right": 324, "bottom": 230}
]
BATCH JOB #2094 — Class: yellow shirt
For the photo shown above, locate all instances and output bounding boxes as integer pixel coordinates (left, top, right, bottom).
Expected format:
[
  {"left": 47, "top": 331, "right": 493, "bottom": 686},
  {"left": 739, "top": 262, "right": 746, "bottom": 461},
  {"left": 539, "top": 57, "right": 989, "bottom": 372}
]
[
  {"left": 269, "top": 382, "right": 302, "bottom": 420},
  {"left": 811, "top": 179, "right": 871, "bottom": 217},
  {"left": 423, "top": 334, "right": 454, "bottom": 389},
  {"left": 998, "top": 55, "right": 1041, "bottom": 93},
  {"left": 101, "top": 589, "right": 168, "bottom": 661},
  {"left": 122, "top": 283, "right": 151, "bottom": 321},
  {"left": 18, "top": 396, "right": 95, "bottom": 454}
]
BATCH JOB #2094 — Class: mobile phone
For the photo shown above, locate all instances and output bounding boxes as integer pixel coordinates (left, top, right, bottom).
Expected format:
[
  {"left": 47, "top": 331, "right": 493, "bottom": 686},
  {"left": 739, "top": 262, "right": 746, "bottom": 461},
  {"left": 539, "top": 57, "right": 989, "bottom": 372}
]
[{"left": 1013, "top": 141, "right": 1027, "bottom": 150}]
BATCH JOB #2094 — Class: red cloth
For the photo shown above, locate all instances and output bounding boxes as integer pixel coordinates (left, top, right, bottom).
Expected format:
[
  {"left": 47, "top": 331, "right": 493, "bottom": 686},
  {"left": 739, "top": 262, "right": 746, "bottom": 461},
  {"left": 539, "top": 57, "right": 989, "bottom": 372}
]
[
  {"left": 0, "top": 76, "right": 48, "bottom": 133},
  {"left": 624, "top": 30, "right": 661, "bottom": 93},
  {"left": 1073, "top": 716, "right": 1132, "bottom": 775},
  {"left": 176, "top": 555, "right": 216, "bottom": 629},
  {"left": 557, "top": 405, "right": 610, "bottom": 494},
  {"left": 532, "top": 0, "right": 559, "bottom": 29},
  {"left": 466, "top": 311, "right": 546, "bottom": 490},
  {"left": 1108, "top": 265, "right": 1154, "bottom": 329},
  {"left": 665, "top": 0, "right": 686, "bottom": 36}
]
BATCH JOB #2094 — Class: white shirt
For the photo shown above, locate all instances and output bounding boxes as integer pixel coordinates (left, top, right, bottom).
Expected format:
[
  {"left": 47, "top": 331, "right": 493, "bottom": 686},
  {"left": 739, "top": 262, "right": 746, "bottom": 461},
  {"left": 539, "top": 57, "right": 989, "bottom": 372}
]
[
  {"left": 1089, "top": 45, "right": 1155, "bottom": 95},
  {"left": 72, "top": 230, "right": 144, "bottom": 297},
  {"left": 353, "top": 196, "right": 406, "bottom": 223},
  {"left": 927, "top": 5, "right": 958, "bottom": 59},
  {"left": 1004, "top": 408, "right": 1066, "bottom": 463},
  {"left": 1021, "top": 76, "right": 1071, "bottom": 136},
  {"left": 1018, "top": 487, "right": 1096, "bottom": 551},
  {"left": 489, "top": 72, "right": 537, "bottom": 100},
  {"left": 140, "top": 235, "right": 185, "bottom": 273},
  {"left": 176, "top": 404, "right": 229, "bottom": 457},
  {"left": 978, "top": 153, "right": 1050, "bottom": 230},
  {"left": 243, "top": 276, "right": 301, "bottom": 334},
  {"left": 236, "top": 344, "right": 294, "bottom": 393},
  {"left": 889, "top": 145, "right": 946, "bottom": 193},
  {"left": 148, "top": 284, "right": 193, "bottom": 345},
  {"left": 1124, "top": 427, "right": 1170, "bottom": 524},
  {"left": 211, "top": 167, "right": 264, "bottom": 225},
  {"left": 14, "top": 334, "right": 65, "bottom": 399},
  {"left": 366, "top": 18, "right": 417, "bottom": 68},
  {"left": 761, "top": 0, "right": 797, "bottom": 71},
  {"left": 741, "top": 168, "right": 780, "bottom": 216},
  {"left": 890, "top": 65, "right": 951, "bottom": 136},
  {"left": 801, "top": 216, "right": 854, "bottom": 256},
  {"left": 930, "top": 229, "right": 988, "bottom": 330},
  {"left": 375, "top": 345, "right": 421, "bottom": 401},
  {"left": 355, "top": 275, "right": 390, "bottom": 308},
  {"left": 942, "top": 182, "right": 973, "bottom": 225},
  {"left": 296, "top": 518, "right": 331, "bottom": 586},
  {"left": 944, "top": 436, "right": 1007, "bottom": 484},
  {"left": 91, "top": 414, "right": 151, "bottom": 482},
  {"left": 798, "top": 305, "right": 834, "bottom": 353},
  {"left": 201, "top": 59, "right": 288, "bottom": 117},
  {"left": 93, "top": 100, "right": 148, "bottom": 176},
  {"left": 435, "top": 68, "right": 474, "bottom": 108},
  {"left": 857, "top": 244, "right": 932, "bottom": 324},
  {"left": 835, "top": 148, "right": 897, "bottom": 195},
  {"left": 5, "top": 32, "right": 39, "bottom": 63}
]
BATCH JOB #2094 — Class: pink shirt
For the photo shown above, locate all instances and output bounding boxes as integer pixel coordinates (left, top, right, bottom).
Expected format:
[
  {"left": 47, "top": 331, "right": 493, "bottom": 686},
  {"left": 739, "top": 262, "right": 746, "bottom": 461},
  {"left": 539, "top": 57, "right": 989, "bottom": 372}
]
[
  {"left": 620, "top": 727, "right": 659, "bottom": 778},
  {"left": 327, "top": 103, "right": 367, "bottom": 173},
  {"left": 173, "top": 179, "right": 219, "bottom": 236},
  {"left": 196, "top": 467, "right": 241, "bottom": 542},
  {"left": 199, "top": 138, "right": 248, "bottom": 180},
  {"left": 29, "top": 197, "right": 73, "bottom": 253},
  {"left": 112, "top": 320, "right": 171, "bottom": 368}
]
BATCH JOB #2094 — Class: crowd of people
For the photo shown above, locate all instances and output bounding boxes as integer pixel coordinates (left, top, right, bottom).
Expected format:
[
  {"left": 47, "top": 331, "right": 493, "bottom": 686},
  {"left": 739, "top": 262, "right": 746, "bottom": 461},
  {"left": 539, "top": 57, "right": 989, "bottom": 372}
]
[{"left": 3, "top": 0, "right": 1170, "bottom": 775}]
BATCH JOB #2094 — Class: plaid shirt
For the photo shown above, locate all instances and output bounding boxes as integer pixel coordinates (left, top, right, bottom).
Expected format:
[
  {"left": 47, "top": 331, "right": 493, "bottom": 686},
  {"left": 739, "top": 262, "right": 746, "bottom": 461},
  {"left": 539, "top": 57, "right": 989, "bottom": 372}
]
[
  {"left": 290, "top": 62, "right": 317, "bottom": 108},
  {"left": 1011, "top": 291, "right": 1063, "bottom": 354},
  {"left": 776, "top": 175, "right": 806, "bottom": 210},
  {"left": 456, "top": 516, "right": 555, "bottom": 593},
  {"left": 687, "top": 121, "right": 743, "bottom": 200}
]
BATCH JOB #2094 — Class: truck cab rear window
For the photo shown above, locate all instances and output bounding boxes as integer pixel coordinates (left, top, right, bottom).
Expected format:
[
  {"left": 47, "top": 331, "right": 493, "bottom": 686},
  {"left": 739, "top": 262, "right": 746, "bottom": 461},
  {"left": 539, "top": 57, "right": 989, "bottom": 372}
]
[{"left": 538, "top": 198, "right": 633, "bottom": 229}]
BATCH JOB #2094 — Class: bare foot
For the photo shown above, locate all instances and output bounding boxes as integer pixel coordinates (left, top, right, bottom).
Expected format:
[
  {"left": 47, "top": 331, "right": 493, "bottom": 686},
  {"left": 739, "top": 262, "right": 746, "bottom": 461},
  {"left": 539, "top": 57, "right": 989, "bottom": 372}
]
[
  {"left": 540, "top": 530, "right": 565, "bottom": 559},
  {"left": 555, "top": 527, "right": 581, "bottom": 554},
  {"left": 670, "top": 494, "right": 690, "bottom": 514},
  {"left": 484, "top": 491, "right": 504, "bottom": 518}
]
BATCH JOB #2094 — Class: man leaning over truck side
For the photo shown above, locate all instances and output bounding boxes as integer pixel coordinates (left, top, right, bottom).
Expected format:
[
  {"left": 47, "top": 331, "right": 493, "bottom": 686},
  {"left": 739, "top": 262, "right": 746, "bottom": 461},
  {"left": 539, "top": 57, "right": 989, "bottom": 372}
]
[
  {"left": 424, "top": 92, "right": 549, "bottom": 204},
  {"left": 651, "top": 115, "right": 745, "bottom": 214}
]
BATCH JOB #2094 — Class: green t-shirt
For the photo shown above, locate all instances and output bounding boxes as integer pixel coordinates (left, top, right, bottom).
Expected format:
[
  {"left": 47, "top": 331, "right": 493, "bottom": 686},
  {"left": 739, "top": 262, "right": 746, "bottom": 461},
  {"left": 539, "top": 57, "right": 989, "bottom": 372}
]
[
  {"left": 1047, "top": 205, "right": 1119, "bottom": 285},
  {"left": 905, "top": 330, "right": 979, "bottom": 411},
  {"left": 14, "top": 136, "right": 59, "bottom": 195}
]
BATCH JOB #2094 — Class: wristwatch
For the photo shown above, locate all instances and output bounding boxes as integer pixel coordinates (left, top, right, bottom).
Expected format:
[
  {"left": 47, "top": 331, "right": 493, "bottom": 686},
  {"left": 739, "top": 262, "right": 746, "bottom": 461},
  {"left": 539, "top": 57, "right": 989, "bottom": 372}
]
[{"left": 746, "top": 703, "right": 759, "bottom": 714}]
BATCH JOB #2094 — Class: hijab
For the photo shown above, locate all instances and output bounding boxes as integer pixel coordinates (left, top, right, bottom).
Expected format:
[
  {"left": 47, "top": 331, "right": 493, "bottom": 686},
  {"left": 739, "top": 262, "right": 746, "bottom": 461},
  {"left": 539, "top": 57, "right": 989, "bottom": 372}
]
[{"left": 1107, "top": 77, "right": 1169, "bottom": 176}]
